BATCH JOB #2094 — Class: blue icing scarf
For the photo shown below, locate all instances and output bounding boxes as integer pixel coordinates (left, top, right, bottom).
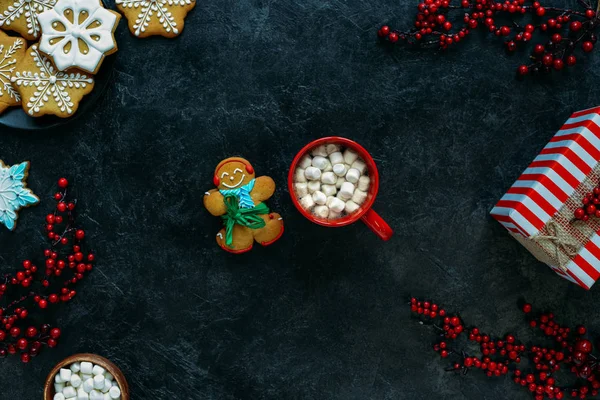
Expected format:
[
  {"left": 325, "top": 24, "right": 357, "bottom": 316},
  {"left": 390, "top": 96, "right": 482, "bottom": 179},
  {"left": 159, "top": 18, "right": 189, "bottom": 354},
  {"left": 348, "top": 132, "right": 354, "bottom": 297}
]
[{"left": 219, "top": 179, "right": 256, "bottom": 209}]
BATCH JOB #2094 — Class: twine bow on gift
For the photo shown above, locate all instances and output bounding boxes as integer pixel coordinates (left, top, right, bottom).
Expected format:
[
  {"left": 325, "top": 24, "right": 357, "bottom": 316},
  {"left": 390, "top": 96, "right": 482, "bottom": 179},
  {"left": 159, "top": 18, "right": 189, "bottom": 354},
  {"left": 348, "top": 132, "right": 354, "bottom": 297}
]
[
  {"left": 221, "top": 194, "right": 269, "bottom": 246},
  {"left": 530, "top": 220, "right": 581, "bottom": 272}
]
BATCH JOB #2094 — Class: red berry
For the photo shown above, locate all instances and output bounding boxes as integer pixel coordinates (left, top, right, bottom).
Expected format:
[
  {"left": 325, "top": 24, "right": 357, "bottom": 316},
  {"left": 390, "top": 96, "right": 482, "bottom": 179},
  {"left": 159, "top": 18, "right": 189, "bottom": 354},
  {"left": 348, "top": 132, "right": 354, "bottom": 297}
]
[
  {"left": 440, "top": 350, "right": 449, "bottom": 358},
  {"left": 542, "top": 54, "right": 553, "bottom": 66},
  {"left": 379, "top": 25, "right": 390, "bottom": 37},
  {"left": 583, "top": 41, "right": 594, "bottom": 52},
  {"left": 551, "top": 33, "right": 562, "bottom": 43},
  {"left": 388, "top": 32, "right": 399, "bottom": 43},
  {"left": 38, "top": 299, "right": 48, "bottom": 309},
  {"left": 523, "top": 303, "right": 532, "bottom": 313},
  {"left": 536, "top": 7, "right": 545, "bottom": 16},
  {"left": 58, "top": 178, "right": 68, "bottom": 188},
  {"left": 500, "top": 26, "right": 510, "bottom": 36},
  {"left": 50, "top": 328, "right": 61, "bottom": 339},
  {"left": 533, "top": 44, "right": 545, "bottom": 54},
  {"left": 553, "top": 59, "right": 564, "bottom": 71},
  {"left": 587, "top": 204, "right": 597, "bottom": 215},
  {"left": 567, "top": 55, "right": 577, "bottom": 66},
  {"left": 57, "top": 202, "right": 67, "bottom": 212},
  {"left": 517, "top": 65, "right": 529, "bottom": 76},
  {"left": 75, "top": 230, "right": 85, "bottom": 240},
  {"left": 586, "top": 9, "right": 596, "bottom": 19},
  {"left": 20, "top": 353, "right": 30, "bottom": 363},
  {"left": 570, "top": 21, "right": 582, "bottom": 32},
  {"left": 576, "top": 339, "right": 593, "bottom": 353}
]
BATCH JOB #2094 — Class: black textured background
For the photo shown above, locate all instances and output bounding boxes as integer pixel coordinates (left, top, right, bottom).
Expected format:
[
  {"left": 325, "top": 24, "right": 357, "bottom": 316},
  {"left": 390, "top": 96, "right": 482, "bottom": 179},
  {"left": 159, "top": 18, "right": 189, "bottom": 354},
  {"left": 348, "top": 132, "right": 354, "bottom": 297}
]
[{"left": 2, "top": 0, "right": 600, "bottom": 398}]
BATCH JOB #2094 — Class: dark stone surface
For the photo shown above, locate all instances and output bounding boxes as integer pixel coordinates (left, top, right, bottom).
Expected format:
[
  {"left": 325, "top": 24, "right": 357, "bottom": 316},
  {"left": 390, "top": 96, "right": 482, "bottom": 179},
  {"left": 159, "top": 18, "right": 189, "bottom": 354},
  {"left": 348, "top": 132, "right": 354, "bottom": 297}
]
[{"left": 2, "top": 0, "right": 600, "bottom": 398}]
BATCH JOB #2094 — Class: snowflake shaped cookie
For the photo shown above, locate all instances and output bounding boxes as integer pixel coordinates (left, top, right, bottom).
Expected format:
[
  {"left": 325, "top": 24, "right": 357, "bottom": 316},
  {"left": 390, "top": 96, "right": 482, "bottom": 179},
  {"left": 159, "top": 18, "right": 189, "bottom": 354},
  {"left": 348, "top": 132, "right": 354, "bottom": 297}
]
[
  {"left": 11, "top": 44, "right": 94, "bottom": 117},
  {"left": 0, "top": 0, "right": 56, "bottom": 40},
  {"left": 0, "top": 31, "right": 25, "bottom": 113},
  {"left": 116, "top": 0, "right": 195, "bottom": 38},
  {"left": 0, "top": 160, "right": 39, "bottom": 231},
  {"left": 38, "top": 0, "right": 120, "bottom": 74}
]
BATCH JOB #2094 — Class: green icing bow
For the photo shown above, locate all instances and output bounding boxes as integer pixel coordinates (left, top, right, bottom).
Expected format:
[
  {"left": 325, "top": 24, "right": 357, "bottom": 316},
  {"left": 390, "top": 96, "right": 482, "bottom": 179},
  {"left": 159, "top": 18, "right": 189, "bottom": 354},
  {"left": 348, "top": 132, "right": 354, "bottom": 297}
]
[{"left": 221, "top": 194, "right": 269, "bottom": 247}]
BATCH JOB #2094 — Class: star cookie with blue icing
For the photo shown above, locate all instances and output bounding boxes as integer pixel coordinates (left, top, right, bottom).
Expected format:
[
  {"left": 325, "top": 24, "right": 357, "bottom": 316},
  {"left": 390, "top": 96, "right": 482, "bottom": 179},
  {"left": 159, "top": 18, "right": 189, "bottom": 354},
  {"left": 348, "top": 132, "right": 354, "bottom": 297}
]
[{"left": 0, "top": 160, "right": 39, "bottom": 231}]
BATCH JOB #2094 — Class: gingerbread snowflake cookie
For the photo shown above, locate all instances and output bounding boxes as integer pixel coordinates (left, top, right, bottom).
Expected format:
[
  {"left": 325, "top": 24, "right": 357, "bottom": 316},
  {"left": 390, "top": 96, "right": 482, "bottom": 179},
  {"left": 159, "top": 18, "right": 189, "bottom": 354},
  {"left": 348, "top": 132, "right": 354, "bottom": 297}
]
[
  {"left": 11, "top": 44, "right": 94, "bottom": 117},
  {"left": 0, "top": 160, "right": 39, "bottom": 231},
  {"left": 38, "top": 0, "right": 120, "bottom": 74},
  {"left": 0, "top": 0, "right": 56, "bottom": 40},
  {"left": 116, "top": 0, "right": 195, "bottom": 38},
  {"left": 0, "top": 31, "right": 25, "bottom": 114}
]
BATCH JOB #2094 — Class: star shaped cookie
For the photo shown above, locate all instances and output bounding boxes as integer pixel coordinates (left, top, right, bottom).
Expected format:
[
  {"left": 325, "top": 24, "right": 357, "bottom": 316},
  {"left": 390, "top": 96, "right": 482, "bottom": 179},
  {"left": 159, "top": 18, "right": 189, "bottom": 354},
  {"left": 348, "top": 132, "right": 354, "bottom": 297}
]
[
  {"left": 0, "top": 160, "right": 39, "bottom": 231},
  {"left": 116, "top": 0, "right": 195, "bottom": 38},
  {"left": 0, "top": 0, "right": 57, "bottom": 40},
  {"left": 0, "top": 31, "right": 25, "bottom": 114}
]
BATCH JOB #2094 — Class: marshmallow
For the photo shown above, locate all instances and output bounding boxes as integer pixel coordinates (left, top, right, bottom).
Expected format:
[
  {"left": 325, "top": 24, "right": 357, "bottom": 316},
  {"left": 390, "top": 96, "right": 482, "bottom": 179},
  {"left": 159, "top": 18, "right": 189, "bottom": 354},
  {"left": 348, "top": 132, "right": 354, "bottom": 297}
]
[
  {"left": 83, "top": 378, "right": 94, "bottom": 393},
  {"left": 294, "top": 168, "right": 307, "bottom": 183},
  {"left": 80, "top": 362, "right": 93, "bottom": 375},
  {"left": 307, "top": 180, "right": 320, "bottom": 194},
  {"left": 101, "top": 380, "right": 112, "bottom": 393},
  {"left": 81, "top": 374, "right": 92, "bottom": 382},
  {"left": 345, "top": 168, "right": 360, "bottom": 184},
  {"left": 104, "top": 373, "right": 113, "bottom": 382},
  {"left": 294, "top": 182, "right": 308, "bottom": 198},
  {"left": 345, "top": 200, "right": 360, "bottom": 214},
  {"left": 312, "top": 191, "right": 327, "bottom": 205},
  {"left": 298, "top": 155, "right": 312, "bottom": 169},
  {"left": 323, "top": 162, "right": 333, "bottom": 172},
  {"left": 343, "top": 149, "right": 359, "bottom": 164},
  {"left": 352, "top": 189, "right": 368, "bottom": 205},
  {"left": 93, "top": 375, "right": 105, "bottom": 390},
  {"left": 351, "top": 159, "right": 367, "bottom": 175},
  {"left": 328, "top": 151, "right": 344, "bottom": 165},
  {"left": 70, "top": 363, "right": 81, "bottom": 373},
  {"left": 77, "top": 388, "right": 89, "bottom": 399},
  {"left": 332, "top": 163, "right": 347, "bottom": 177},
  {"left": 54, "top": 394, "right": 66, "bottom": 400},
  {"left": 56, "top": 374, "right": 67, "bottom": 384},
  {"left": 109, "top": 387, "right": 121, "bottom": 399},
  {"left": 71, "top": 374, "right": 82, "bottom": 388},
  {"left": 60, "top": 369, "right": 73, "bottom": 382},
  {"left": 103, "top": 395, "right": 110, "bottom": 400},
  {"left": 328, "top": 210, "right": 342, "bottom": 219},
  {"left": 321, "top": 184, "right": 337, "bottom": 197},
  {"left": 90, "top": 390, "right": 104, "bottom": 400},
  {"left": 311, "top": 145, "right": 328, "bottom": 157},
  {"left": 314, "top": 205, "right": 329, "bottom": 218},
  {"left": 63, "top": 387, "right": 77, "bottom": 398},
  {"left": 93, "top": 365, "right": 105, "bottom": 376},
  {"left": 299, "top": 194, "right": 315, "bottom": 210},
  {"left": 339, "top": 182, "right": 355, "bottom": 201},
  {"left": 335, "top": 176, "right": 345, "bottom": 189},
  {"left": 326, "top": 144, "right": 341, "bottom": 154},
  {"left": 304, "top": 167, "right": 321, "bottom": 181},
  {"left": 312, "top": 156, "right": 329, "bottom": 170},
  {"left": 326, "top": 196, "right": 336, "bottom": 207},
  {"left": 321, "top": 172, "right": 336, "bottom": 184},
  {"left": 329, "top": 197, "right": 346, "bottom": 213},
  {"left": 358, "top": 175, "right": 370, "bottom": 191}
]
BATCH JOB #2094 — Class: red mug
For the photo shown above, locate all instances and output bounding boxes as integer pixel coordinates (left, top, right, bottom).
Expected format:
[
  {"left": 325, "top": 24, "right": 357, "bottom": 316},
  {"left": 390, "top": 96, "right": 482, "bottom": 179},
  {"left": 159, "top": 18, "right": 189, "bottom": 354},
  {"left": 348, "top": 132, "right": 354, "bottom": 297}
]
[{"left": 288, "top": 137, "right": 393, "bottom": 241}]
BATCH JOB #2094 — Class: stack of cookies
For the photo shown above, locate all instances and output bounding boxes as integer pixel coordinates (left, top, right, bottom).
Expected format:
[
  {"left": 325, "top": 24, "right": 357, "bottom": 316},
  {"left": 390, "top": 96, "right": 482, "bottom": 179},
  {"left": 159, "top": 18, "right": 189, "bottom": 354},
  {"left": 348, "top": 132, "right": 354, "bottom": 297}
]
[{"left": 0, "top": 0, "right": 120, "bottom": 118}]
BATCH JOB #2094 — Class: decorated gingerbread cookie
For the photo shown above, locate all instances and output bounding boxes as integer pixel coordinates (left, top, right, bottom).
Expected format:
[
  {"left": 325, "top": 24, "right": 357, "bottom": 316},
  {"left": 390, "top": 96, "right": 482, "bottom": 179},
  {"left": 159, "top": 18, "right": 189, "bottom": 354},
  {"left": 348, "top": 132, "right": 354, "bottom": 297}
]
[
  {"left": 115, "top": 0, "right": 195, "bottom": 38},
  {"left": 0, "top": 160, "right": 39, "bottom": 231},
  {"left": 11, "top": 44, "right": 95, "bottom": 117},
  {"left": 0, "top": 31, "right": 25, "bottom": 114},
  {"left": 38, "top": 0, "right": 120, "bottom": 74},
  {"left": 204, "top": 157, "right": 284, "bottom": 254},
  {"left": 0, "top": 0, "right": 56, "bottom": 40}
]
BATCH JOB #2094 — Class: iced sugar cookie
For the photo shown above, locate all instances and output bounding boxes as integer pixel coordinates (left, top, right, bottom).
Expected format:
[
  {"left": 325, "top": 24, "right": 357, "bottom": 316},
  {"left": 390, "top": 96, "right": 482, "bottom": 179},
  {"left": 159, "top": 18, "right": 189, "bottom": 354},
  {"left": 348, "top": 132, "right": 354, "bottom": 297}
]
[
  {"left": 0, "top": 0, "right": 56, "bottom": 40},
  {"left": 116, "top": 0, "right": 195, "bottom": 38},
  {"left": 11, "top": 44, "right": 94, "bottom": 118},
  {"left": 0, "top": 160, "right": 39, "bottom": 231},
  {"left": 0, "top": 31, "right": 25, "bottom": 114},
  {"left": 38, "top": 0, "right": 120, "bottom": 74}
]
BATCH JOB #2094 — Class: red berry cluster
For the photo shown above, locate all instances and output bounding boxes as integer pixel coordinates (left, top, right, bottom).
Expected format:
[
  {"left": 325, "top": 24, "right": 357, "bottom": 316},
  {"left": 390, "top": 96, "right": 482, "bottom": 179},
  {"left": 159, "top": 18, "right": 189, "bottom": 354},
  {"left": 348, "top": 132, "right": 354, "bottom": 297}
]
[
  {"left": 411, "top": 298, "right": 600, "bottom": 399},
  {"left": 0, "top": 178, "right": 94, "bottom": 363},
  {"left": 574, "top": 187, "right": 600, "bottom": 221},
  {"left": 378, "top": 0, "right": 600, "bottom": 78}
]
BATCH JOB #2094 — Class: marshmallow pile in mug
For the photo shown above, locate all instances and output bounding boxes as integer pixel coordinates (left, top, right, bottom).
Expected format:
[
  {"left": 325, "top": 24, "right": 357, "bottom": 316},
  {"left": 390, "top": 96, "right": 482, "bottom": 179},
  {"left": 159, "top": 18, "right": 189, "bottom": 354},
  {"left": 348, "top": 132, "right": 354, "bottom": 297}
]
[
  {"left": 53, "top": 362, "right": 121, "bottom": 400},
  {"left": 293, "top": 144, "right": 370, "bottom": 219}
]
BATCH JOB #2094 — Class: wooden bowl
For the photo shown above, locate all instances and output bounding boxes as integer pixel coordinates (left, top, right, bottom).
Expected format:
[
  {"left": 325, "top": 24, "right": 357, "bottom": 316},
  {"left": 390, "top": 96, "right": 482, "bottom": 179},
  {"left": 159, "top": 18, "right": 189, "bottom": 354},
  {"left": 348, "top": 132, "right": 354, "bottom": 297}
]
[{"left": 44, "top": 353, "right": 130, "bottom": 400}]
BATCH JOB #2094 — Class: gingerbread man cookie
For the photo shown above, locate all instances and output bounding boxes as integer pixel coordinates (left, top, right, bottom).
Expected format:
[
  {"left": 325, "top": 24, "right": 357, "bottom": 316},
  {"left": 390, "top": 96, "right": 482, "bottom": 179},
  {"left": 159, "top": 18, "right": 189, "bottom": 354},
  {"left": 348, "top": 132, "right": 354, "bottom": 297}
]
[
  {"left": 0, "top": 31, "right": 25, "bottom": 114},
  {"left": 115, "top": 0, "right": 195, "bottom": 38},
  {"left": 204, "top": 157, "right": 284, "bottom": 254}
]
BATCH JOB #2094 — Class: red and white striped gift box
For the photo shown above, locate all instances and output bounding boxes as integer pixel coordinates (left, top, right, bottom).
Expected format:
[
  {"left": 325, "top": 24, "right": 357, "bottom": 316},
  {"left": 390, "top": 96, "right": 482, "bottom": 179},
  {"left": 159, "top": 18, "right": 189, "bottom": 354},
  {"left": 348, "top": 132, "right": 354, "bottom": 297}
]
[{"left": 491, "top": 106, "right": 600, "bottom": 290}]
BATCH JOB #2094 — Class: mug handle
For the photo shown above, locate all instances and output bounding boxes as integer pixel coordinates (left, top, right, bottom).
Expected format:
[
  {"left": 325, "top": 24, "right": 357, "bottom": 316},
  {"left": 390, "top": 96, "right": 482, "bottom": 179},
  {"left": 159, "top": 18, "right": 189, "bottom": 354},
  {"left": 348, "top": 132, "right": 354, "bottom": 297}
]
[{"left": 361, "top": 208, "right": 393, "bottom": 241}]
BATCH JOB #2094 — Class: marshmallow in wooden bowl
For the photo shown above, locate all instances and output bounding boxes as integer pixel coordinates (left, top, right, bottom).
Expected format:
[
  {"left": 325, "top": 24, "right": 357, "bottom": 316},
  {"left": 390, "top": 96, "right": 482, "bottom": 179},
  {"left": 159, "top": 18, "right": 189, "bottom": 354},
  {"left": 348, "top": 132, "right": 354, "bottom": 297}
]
[
  {"left": 292, "top": 144, "right": 371, "bottom": 220},
  {"left": 44, "top": 354, "right": 129, "bottom": 400}
]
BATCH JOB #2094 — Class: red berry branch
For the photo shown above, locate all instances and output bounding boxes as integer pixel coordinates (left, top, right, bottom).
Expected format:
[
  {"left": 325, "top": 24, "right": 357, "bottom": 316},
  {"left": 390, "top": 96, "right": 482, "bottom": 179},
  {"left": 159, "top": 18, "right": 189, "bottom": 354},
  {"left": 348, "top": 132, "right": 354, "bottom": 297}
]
[
  {"left": 574, "top": 186, "right": 600, "bottom": 221},
  {"left": 411, "top": 298, "right": 600, "bottom": 399},
  {"left": 0, "top": 178, "right": 95, "bottom": 363},
  {"left": 378, "top": 0, "right": 600, "bottom": 77}
]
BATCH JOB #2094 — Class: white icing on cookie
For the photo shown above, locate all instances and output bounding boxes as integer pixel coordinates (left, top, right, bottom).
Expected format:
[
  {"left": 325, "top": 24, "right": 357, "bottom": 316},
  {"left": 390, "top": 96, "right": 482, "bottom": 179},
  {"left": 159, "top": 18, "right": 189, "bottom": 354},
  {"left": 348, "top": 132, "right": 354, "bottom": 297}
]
[
  {"left": 0, "top": 0, "right": 57, "bottom": 39},
  {"left": 38, "top": 0, "right": 119, "bottom": 73},
  {"left": 116, "top": 0, "right": 193, "bottom": 37},
  {"left": 0, "top": 160, "right": 39, "bottom": 231},
  {"left": 11, "top": 45, "right": 94, "bottom": 116},
  {"left": 0, "top": 38, "right": 23, "bottom": 102}
]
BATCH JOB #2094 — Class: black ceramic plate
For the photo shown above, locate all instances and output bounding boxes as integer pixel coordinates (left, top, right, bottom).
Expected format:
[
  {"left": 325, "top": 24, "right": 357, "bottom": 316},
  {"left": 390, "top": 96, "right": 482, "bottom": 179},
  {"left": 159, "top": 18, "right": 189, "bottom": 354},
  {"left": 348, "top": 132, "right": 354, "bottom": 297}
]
[{"left": 0, "top": 47, "right": 115, "bottom": 131}]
